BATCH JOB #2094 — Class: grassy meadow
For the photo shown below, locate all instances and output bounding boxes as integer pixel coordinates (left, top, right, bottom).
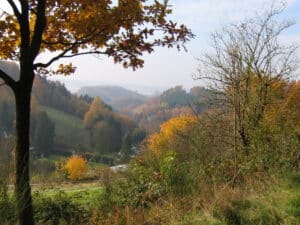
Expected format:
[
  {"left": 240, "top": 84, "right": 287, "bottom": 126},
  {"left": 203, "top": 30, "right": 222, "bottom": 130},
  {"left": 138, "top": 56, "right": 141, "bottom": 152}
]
[{"left": 41, "top": 106, "right": 91, "bottom": 149}]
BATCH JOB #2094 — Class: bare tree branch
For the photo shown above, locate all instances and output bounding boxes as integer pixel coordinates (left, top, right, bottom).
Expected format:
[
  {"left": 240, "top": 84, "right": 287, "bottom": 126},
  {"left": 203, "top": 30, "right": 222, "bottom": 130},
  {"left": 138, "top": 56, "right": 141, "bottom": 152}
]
[
  {"left": 196, "top": 5, "right": 299, "bottom": 152},
  {"left": 34, "top": 49, "right": 106, "bottom": 69}
]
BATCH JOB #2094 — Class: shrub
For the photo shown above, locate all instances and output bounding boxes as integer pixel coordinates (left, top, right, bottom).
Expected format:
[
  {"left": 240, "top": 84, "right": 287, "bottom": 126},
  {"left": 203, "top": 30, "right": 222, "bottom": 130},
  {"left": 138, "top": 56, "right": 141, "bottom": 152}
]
[
  {"left": 160, "top": 150, "right": 191, "bottom": 194},
  {"left": 34, "top": 191, "right": 88, "bottom": 225},
  {"left": 103, "top": 164, "right": 166, "bottom": 209},
  {"left": 64, "top": 155, "right": 88, "bottom": 180},
  {"left": 212, "top": 198, "right": 283, "bottom": 225}
]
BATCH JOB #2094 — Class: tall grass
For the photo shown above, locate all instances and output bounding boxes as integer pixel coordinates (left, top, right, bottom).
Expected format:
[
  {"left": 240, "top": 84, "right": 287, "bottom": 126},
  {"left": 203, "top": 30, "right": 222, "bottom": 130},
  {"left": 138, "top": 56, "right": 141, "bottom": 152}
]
[{"left": 0, "top": 138, "right": 16, "bottom": 224}]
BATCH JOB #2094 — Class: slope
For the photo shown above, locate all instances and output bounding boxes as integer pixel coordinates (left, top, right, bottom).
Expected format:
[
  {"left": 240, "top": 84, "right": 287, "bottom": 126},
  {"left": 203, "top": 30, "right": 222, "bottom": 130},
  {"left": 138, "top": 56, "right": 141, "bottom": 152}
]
[
  {"left": 77, "top": 85, "right": 147, "bottom": 110},
  {"left": 40, "top": 106, "right": 91, "bottom": 150}
]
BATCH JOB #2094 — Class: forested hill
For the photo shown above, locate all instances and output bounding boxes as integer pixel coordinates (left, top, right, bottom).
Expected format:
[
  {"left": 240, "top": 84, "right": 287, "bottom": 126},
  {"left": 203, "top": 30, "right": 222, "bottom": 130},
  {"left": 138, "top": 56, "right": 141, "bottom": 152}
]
[
  {"left": 121, "top": 86, "right": 212, "bottom": 132},
  {"left": 0, "top": 75, "right": 145, "bottom": 159},
  {"left": 32, "top": 76, "right": 91, "bottom": 118},
  {"left": 77, "top": 85, "right": 213, "bottom": 132},
  {"left": 77, "top": 85, "right": 148, "bottom": 110},
  {"left": 0, "top": 68, "right": 211, "bottom": 156}
]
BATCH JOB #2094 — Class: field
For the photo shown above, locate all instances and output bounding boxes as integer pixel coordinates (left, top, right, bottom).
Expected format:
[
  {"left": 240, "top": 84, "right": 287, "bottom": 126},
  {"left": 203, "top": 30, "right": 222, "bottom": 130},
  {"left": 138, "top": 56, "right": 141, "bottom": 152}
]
[{"left": 32, "top": 181, "right": 104, "bottom": 206}]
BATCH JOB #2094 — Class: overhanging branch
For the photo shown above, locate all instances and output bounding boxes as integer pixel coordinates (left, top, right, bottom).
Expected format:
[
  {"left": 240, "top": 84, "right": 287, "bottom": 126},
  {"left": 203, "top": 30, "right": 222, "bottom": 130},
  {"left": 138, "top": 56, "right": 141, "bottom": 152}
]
[
  {"left": 6, "top": 0, "right": 21, "bottom": 21},
  {"left": 34, "top": 49, "right": 106, "bottom": 69},
  {"left": 34, "top": 46, "right": 74, "bottom": 69},
  {"left": 0, "top": 68, "right": 17, "bottom": 88}
]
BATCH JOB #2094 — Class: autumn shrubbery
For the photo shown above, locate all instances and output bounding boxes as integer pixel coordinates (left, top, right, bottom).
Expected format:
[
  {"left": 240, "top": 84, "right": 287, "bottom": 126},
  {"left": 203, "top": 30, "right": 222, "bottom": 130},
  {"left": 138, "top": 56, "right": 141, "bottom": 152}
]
[
  {"left": 94, "top": 84, "right": 299, "bottom": 222},
  {"left": 64, "top": 155, "right": 88, "bottom": 180},
  {"left": 97, "top": 115, "right": 204, "bottom": 216}
]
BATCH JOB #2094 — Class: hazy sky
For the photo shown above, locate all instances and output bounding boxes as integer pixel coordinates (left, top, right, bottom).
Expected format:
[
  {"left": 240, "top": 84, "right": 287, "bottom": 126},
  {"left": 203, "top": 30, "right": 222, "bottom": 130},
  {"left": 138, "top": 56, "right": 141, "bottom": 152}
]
[{"left": 1, "top": 0, "right": 300, "bottom": 94}]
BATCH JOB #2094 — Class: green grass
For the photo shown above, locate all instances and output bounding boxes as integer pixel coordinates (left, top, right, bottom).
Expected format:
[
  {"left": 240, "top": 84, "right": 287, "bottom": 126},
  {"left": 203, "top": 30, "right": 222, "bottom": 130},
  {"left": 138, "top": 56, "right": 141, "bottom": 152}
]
[
  {"left": 40, "top": 106, "right": 91, "bottom": 149},
  {"left": 35, "top": 185, "right": 103, "bottom": 206},
  {"left": 282, "top": 173, "right": 300, "bottom": 221},
  {"left": 177, "top": 173, "right": 300, "bottom": 225},
  {"left": 31, "top": 178, "right": 104, "bottom": 205}
]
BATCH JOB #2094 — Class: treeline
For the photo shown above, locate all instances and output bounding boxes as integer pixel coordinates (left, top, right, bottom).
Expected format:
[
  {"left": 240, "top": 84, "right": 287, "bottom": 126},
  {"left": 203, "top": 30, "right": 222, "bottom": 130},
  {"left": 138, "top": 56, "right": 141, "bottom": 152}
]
[
  {"left": 0, "top": 75, "right": 90, "bottom": 134},
  {"left": 32, "top": 76, "right": 90, "bottom": 118}
]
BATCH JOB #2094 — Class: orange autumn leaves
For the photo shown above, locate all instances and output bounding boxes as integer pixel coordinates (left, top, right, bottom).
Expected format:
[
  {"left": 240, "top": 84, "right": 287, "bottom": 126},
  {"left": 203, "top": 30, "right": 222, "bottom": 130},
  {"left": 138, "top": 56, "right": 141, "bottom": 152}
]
[
  {"left": 64, "top": 155, "right": 88, "bottom": 180},
  {"left": 147, "top": 115, "right": 199, "bottom": 157}
]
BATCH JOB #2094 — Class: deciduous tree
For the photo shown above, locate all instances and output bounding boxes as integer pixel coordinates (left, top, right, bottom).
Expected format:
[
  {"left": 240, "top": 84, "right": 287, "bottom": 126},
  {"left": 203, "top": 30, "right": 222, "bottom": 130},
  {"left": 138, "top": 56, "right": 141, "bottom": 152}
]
[
  {"left": 147, "top": 115, "right": 198, "bottom": 157},
  {"left": 0, "top": 1, "right": 193, "bottom": 224},
  {"left": 93, "top": 119, "right": 122, "bottom": 153},
  {"left": 197, "top": 5, "right": 298, "bottom": 154}
]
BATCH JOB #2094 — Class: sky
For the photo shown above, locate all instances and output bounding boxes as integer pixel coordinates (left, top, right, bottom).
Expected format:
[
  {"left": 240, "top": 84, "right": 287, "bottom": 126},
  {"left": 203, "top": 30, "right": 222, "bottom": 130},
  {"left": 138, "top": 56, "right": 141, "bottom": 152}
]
[{"left": 1, "top": 0, "right": 300, "bottom": 94}]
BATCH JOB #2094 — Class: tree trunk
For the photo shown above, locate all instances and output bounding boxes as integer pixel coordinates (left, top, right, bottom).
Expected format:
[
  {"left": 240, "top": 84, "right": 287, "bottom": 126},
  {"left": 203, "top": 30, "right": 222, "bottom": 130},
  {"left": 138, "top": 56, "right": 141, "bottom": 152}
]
[
  {"left": 14, "top": 78, "right": 35, "bottom": 225},
  {"left": 239, "top": 129, "right": 250, "bottom": 155}
]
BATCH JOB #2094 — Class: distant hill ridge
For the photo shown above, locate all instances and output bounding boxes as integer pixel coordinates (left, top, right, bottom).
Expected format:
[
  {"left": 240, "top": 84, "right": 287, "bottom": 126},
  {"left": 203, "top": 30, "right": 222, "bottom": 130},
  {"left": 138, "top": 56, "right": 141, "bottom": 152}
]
[{"left": 77, "top": 85, "right": 148, "bottom": 110}]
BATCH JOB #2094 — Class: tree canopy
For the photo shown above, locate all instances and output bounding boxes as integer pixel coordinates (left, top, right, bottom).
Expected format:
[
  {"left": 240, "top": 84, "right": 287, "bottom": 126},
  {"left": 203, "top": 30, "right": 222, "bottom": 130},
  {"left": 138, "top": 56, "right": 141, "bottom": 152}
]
[
  {"left": 197, "top": 6, "right": 298, "bottom": 153},
  {"left": 0, "top": 0, "right": 193, "bottom": 77}
]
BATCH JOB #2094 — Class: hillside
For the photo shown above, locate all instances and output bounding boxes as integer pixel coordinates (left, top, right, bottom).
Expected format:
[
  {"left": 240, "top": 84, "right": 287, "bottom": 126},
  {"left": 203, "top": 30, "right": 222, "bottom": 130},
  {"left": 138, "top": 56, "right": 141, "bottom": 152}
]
[
  {"left": 40, "top": 106, "right": 91, "bottom": 150},
  {"left": 77, "top": 85, "right": 148, "bottom": 110},
  {"left": 0, "top": 76, "right": 143, "bottom": 159}
]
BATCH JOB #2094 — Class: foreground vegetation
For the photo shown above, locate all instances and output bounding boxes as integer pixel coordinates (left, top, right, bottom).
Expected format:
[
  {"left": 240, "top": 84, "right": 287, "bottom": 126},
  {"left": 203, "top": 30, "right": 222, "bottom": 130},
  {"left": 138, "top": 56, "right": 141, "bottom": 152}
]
[{"left": 0, "top": 169, "right": 299, "bottom": 225}]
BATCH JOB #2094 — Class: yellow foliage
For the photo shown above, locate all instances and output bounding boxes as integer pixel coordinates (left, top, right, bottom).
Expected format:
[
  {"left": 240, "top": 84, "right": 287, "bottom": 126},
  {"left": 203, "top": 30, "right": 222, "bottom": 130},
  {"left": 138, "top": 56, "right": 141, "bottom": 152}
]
[
  {"left": 83, "top": 96, "right": 110, "bottom": 129},
  {"left": 147, "top": 132, "right": 167, "bottom": 156},
  {"left": 64, "top": 155, "right": 88, "bottom": 180},
  {"left": 160, "top": 115, "right": 198, "bottom": 139},
  {"left": 264, "top": 80, "right": 300, "bottom": 135},
  {"left": 147, "top": 115, "right": 198, "bottom": 156}
]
